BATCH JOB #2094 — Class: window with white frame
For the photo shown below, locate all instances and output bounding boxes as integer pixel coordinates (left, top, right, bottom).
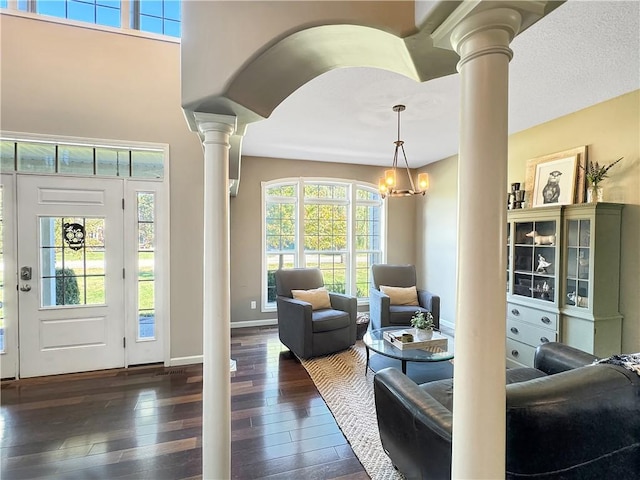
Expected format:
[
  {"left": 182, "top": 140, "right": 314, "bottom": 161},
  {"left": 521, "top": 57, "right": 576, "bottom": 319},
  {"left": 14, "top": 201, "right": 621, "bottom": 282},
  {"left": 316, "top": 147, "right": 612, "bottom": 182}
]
[
  {"left": 263, "top": 179, "right": 385, "bottom": 309},
  {"left": 131, "top": 0, "right": 180, "bottom": 37},
  {"left": 7, "top": 0, "right": 181, "bottom": 38}
]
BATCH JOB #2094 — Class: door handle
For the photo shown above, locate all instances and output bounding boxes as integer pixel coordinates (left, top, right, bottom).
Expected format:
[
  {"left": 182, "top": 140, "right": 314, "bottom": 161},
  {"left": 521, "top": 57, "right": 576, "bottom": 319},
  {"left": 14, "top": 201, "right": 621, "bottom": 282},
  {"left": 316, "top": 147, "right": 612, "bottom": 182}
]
[{"left": 19, "top": 284, "right": 32, "bottom": 292}]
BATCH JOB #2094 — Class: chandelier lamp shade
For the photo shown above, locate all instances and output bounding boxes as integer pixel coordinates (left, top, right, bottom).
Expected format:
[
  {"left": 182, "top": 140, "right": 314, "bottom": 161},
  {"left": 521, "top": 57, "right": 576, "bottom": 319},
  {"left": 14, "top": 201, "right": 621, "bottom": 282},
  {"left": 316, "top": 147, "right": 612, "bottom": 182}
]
[{"left": 378, "top": 105, "right": 429, "bottom": 199}]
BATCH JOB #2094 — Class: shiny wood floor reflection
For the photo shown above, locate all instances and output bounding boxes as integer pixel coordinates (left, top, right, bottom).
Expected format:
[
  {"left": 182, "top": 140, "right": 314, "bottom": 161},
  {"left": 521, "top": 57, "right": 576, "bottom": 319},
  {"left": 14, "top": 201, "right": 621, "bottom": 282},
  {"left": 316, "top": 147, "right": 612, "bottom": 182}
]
[{"left": 1, "top": 327, "right": 367, "bottom": 479}]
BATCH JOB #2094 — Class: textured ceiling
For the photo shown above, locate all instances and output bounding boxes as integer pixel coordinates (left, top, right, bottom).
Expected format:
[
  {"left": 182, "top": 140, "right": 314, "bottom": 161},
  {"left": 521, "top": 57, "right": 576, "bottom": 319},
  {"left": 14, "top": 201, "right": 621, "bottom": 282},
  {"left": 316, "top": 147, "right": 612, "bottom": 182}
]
[{"left": 242, "top": 1, "right": 640, "bottom": 167}]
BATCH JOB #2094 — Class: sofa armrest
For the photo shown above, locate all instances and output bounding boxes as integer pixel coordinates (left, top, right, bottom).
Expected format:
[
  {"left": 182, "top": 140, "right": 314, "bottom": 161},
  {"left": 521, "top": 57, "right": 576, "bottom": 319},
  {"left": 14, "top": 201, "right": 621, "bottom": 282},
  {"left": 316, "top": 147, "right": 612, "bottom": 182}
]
[
  {"left": 417, "top": 289, "right": 440, "bottom": 329},
  {"left": 534, "top": 342, "right": 598, "bottom": 375},
  {"left": 369, "top": 288, "right": 390, "bottom": 329},
  {"left": 374, "top": 367, "right": 453, "bottom": 479}
]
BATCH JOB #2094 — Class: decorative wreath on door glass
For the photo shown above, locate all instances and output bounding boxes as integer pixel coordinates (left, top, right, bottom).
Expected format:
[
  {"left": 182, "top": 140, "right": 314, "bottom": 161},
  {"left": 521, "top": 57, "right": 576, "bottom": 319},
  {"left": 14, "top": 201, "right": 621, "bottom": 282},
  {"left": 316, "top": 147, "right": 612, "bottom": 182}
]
[{"left": 63, "top": 222, "right": 85, "bottom": 251}]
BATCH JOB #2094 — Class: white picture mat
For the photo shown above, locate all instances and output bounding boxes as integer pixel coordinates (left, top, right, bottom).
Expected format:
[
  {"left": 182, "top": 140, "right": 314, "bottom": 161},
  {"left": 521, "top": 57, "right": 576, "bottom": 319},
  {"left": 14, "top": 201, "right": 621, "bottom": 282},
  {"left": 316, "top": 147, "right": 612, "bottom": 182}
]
[{"left": 532, "top": 155, "right": 577, "bottom": 207}]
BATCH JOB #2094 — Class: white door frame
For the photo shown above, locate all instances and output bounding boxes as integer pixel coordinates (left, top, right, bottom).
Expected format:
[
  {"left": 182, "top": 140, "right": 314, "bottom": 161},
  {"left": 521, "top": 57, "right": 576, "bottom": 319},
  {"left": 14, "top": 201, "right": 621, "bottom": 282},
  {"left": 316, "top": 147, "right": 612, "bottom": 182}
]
[
  {"left": 1, "top": 174, "right": 19, "bottom": 379},
  {"left": 1, "top": 131, "right": 170, "bottom": 378},
  {"left": 124, "top": 180, "right": 170, "bottom": 366}
]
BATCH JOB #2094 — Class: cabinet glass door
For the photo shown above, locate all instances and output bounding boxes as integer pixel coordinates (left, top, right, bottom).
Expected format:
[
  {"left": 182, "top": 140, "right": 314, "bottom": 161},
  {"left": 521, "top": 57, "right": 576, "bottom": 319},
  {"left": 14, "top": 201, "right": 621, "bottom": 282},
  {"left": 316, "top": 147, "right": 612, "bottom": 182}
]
[
  {"left": 566, "top": 219, "right": 590, "bottom": 308},
  {"left": 512, "top": 220, "right": 557, "bottom": 303}
]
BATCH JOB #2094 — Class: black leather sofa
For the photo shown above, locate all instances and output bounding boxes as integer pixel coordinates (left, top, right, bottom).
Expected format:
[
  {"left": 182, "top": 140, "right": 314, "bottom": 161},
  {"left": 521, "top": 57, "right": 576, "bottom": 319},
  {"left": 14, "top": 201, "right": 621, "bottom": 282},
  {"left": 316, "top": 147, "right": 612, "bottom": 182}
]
[{"left": 374, "top": 342, "right": 640, "bottom": 479}]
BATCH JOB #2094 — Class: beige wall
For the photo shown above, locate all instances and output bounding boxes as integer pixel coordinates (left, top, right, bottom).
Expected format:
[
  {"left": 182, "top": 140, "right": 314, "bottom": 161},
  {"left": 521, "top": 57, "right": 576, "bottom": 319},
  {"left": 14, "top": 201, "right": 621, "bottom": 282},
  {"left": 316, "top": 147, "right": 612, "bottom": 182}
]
[
  {"left": 0, "top": 14, "right": 205, "bottom": 359},
  {"left": 416, "top": 155, "right": 459, "bottom": 326},
  {"left": 419, "top": 90, "right": 640, "bottom": 351},
  {"left": 230, "top": 156, "right": 417, "bottom": 323}
]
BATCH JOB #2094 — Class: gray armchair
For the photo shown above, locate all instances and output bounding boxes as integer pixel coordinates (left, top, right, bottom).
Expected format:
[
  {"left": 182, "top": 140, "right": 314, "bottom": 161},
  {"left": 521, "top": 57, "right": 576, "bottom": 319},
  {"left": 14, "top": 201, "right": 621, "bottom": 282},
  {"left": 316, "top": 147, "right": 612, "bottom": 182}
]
[
  {"left": 369, "top": 264, "right": 440, "bottom": 330},
  {"left": 275, "top": 268, "right": 357, "bottom": 359}
]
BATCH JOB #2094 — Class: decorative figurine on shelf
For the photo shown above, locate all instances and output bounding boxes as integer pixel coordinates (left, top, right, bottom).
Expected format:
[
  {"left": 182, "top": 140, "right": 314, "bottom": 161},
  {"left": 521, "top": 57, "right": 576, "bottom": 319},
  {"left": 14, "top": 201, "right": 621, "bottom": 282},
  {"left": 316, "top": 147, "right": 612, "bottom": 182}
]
[
  {"left": 541, "top": 281, "right": 551, "bottom": 300},
  {"left": 508, "top": 182, "right": 526, "bottom": 209},
  {"left": 536, "top": 254, "right": 552, "bottom": 273},
  {"left": 567, "top": 291, "right": 589, "bottom": 308},
  {"left": 525, "top": 230, "right": 556, "bottom": 245}
]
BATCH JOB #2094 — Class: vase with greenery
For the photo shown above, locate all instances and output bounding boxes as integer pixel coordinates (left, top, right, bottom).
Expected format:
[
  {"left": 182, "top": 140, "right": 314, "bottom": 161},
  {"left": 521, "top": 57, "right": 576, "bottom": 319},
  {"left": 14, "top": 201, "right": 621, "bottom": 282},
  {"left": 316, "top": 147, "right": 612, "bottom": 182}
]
[
  {"left": 581, "top": 157, "right": 623, "bottom": 203},
  {"left": 410, "top": 310, "right": 435, "bottom": 341}
]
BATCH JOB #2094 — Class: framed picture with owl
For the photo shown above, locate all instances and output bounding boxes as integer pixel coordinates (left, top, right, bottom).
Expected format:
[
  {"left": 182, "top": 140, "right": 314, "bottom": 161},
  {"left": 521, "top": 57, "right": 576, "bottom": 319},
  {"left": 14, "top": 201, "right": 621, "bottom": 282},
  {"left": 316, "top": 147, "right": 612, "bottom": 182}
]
[{"left": 525, "top": 146, "right": 587, "bottom": 207}]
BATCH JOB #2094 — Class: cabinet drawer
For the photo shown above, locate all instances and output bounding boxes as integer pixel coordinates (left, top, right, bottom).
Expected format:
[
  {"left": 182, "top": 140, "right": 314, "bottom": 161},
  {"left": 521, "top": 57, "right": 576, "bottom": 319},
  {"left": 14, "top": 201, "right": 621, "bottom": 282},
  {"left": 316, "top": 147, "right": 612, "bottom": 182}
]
[
  {"left": 507, "top": 303, "right": 557, "bottom": 330},
  {"left": 506, "top": 338, "right": 536, "bottom": 367},
  {"left": 507, "top": 319, "right": 557, "bottom": 347}
]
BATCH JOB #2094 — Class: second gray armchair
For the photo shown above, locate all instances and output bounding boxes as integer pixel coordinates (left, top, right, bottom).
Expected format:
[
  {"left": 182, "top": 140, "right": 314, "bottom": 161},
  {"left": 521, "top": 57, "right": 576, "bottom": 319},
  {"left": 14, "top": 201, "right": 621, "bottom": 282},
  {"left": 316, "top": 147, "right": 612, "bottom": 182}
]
[{"left": 369, "top": 264, "right": 440, "bottom": 330}]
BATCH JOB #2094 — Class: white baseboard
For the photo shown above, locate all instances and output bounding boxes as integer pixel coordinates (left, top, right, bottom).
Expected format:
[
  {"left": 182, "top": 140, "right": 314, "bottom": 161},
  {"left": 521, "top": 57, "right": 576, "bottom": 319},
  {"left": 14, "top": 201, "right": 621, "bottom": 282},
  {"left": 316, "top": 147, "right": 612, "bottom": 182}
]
[
  {"left": 169, "top": 355, "right": 203, "bottom": 366},
  {"left": 170, "top": 356, "right": 239, "bottom": 373},
  {"left": 440, "top": 317, "right": 455, "bottom": 331},
  {"left": 169, "top": 320, "right": 278, "bottom": 366},
  {"left": 231, "top": 318, "right": 278, "bottom": 328}
]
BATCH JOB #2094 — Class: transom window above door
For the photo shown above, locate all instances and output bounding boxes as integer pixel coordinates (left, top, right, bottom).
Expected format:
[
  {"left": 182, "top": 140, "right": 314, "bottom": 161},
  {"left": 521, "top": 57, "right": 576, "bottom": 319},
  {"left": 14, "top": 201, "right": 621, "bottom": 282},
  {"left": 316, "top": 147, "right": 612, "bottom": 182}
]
[
  {"left": 1, "top": 138, "right": 164, "bottom": 179},
  {"left": 262, "top": 178, "right": 386, "bottom": 310}
]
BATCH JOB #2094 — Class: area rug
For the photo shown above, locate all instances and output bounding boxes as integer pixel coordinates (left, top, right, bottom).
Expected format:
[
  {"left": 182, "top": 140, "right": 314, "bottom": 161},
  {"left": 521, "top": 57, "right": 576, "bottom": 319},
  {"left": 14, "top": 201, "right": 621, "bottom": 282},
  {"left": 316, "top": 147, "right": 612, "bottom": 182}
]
[{"left": 300, "top": 342, "right": 403, "bottom": 480}]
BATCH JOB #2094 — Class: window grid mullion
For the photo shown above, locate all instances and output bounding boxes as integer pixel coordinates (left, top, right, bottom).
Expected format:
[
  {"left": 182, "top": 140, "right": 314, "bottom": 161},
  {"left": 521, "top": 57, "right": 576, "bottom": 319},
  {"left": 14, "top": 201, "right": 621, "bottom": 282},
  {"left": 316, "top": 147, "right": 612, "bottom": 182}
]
[
  {"left": 350, "top": 183, "right": 357, "bottom": 298},
  {"left": 297, "top": 180, "right": 304, "bottom": 268}
]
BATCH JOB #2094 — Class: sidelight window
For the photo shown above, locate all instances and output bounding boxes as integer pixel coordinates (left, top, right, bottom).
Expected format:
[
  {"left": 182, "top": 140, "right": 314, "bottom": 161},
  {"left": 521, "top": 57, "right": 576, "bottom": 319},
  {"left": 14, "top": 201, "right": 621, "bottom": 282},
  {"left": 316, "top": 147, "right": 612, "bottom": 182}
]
[{"left": 136, "top": 192, "right": 156, "bottom": 340}]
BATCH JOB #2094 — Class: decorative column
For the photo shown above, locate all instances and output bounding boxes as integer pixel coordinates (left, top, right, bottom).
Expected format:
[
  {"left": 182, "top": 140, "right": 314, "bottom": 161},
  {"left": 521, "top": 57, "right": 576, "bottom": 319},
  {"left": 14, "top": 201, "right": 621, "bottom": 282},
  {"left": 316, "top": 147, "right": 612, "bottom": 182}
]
[
  {"left": 433, "top": 5, "right": 533, "bottom": 479},
  {"left": 194, "top": 112, "right": 237, "bottom": 480}
]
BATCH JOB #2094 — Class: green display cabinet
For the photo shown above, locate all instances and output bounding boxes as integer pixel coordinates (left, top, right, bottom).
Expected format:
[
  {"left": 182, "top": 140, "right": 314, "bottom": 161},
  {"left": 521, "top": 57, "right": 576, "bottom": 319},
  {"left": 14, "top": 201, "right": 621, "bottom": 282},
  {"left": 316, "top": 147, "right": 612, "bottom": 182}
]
[{"left": 506, "top": 203, "right": 623, "bottom": 367}]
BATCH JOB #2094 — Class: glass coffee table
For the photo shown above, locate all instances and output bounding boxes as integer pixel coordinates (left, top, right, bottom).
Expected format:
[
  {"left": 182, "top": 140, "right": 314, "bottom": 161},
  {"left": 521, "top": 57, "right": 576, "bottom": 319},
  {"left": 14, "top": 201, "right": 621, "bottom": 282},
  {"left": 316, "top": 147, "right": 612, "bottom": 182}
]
[{"left": 363, "top": 327, "right": 454, "bottom": 382}]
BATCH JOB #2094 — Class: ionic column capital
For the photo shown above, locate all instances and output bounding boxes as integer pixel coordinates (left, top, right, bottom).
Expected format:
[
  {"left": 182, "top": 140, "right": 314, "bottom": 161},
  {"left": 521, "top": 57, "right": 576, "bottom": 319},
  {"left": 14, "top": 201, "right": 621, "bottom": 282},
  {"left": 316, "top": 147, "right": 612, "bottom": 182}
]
[
  {"left": 193, "top": 112, "right": 236, "bottom": 139},
  {"left": 432, "top": 2, "right": 546, "bottom": 62}
]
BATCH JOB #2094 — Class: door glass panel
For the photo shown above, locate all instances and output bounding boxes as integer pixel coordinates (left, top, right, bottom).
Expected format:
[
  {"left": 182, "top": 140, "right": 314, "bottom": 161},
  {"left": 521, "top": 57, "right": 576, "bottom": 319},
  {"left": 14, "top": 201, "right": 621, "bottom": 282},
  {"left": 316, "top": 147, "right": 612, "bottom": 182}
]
[
  {"left": 139, "top": 252, "right": 154, "bottom": 281},
  {"left": 85, "top": 276, "right": 105, "bottom": 304},
  {"left": 137, "top": 192, "right": 156, "bottom": 340},
  {"left": 39, "top": 216, "right": 106, "bottom": 307}
]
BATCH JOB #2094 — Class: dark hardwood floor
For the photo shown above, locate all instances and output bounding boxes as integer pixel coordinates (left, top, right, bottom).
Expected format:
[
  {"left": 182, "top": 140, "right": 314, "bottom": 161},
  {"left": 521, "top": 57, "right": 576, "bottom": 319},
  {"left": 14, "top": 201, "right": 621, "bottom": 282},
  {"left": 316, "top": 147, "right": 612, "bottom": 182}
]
[{"left": 1, "top": 327, "right": 368, "bottom": 479}]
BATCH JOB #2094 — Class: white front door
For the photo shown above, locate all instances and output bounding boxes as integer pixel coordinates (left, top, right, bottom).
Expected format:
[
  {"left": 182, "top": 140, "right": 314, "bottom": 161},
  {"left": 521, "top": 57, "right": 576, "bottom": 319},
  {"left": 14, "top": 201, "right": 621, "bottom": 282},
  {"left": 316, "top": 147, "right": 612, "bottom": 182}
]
[{"left": 17, "top": 175, "right": 125, "bottom": 377}]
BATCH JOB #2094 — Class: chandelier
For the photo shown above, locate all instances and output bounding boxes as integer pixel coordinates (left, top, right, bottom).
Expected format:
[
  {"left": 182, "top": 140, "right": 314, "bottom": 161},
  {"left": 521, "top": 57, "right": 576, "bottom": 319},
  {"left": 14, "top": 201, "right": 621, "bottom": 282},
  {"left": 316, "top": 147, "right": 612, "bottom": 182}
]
[{"left": 378, "top": 105, "right": 429, "bottom": 199}]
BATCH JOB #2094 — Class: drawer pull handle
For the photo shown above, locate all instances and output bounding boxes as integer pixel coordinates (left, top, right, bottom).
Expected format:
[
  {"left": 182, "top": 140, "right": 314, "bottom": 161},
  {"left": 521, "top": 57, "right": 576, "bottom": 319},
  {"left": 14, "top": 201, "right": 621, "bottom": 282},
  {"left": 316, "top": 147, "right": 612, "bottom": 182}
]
[
  {"left": 511, "top": 349, "right": 519, "bottom": 358},
  {"left": 540, "top": 337, "right": 550, "bottom": 343},
  {"left": 510, "top": 327, "right": 519, "bottom": 334},
  {"left": 511, "top": 309, "right": 520, "bottom": 316},
  {"left": 541, "top": 316, "right": 551, "bottom": 324}
]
